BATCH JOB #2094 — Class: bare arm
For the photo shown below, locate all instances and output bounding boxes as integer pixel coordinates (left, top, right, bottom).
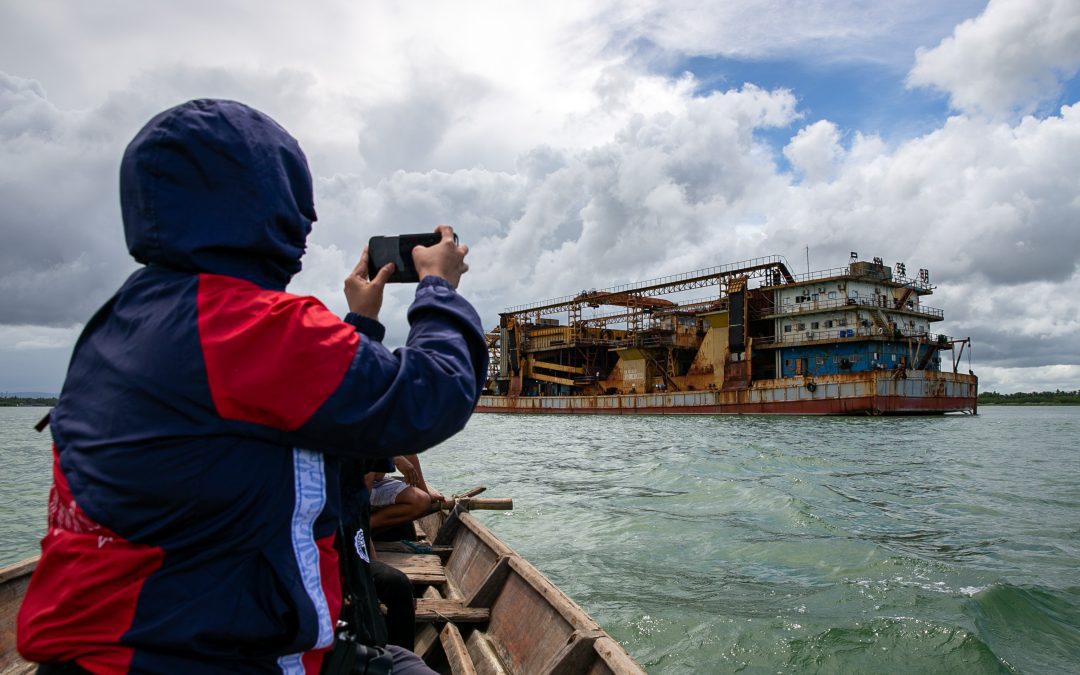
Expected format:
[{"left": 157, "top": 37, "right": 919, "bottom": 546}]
[
  {"left": 401, "top": 453, "right": 443, "bottom": 502},
  {"left": 394, "top": 455, "right": 421, "bottom": 486}
]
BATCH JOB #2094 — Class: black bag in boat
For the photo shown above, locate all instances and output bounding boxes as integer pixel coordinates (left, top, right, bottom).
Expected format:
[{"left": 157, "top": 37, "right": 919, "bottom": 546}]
[
  {"left": 322, "top": 499, "right": 393, "bottom": 674},
  {"left": 320, "top": 636, "right": 393, "bottom": 675}
]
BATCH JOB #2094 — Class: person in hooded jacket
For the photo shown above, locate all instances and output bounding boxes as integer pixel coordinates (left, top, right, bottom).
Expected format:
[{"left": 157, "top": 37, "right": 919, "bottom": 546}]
[{"left": 16, "top": 99, "right": 487, "bottom": 674}]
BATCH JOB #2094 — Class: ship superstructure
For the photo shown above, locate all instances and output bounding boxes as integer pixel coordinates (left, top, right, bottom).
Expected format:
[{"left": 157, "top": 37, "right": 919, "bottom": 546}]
[{"left": 478, "top": 254, "right": 976, "bottom": 415}]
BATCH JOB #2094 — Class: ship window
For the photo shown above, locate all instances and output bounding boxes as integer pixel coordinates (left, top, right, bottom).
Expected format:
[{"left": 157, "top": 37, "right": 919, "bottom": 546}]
[
  {"left": 851, "top": 290, "right": 859, "bottom": 298},
  {"left": 838, "top": 317, "right": 847, "bottom": 326},
  {"left": 784, "top": 297, "right": 792, "bottom": 305},
  {"left": 812, "top": 293, "right": 819, "bottom": 301},
  {"left": 797, "top": 323, "right": 805, "bottom": 330},
  {"left": 784, "top": 324, "right": 792, "bottom": 333},
  {"left": 811, "top": 321, "right": 820, "bottom": 329},
  {"left": 825, "top": 320, "right": 833, "bottom": 328},
  {"left": 816, "top": 356, "right": 824, "bottom": 366},
  {"left": 828, "top": 291, "right": 837, "bottom": 300}
]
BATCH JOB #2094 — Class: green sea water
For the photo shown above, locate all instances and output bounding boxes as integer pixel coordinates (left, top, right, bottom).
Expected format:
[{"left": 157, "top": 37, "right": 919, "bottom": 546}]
[{"left": 3, "top": 406, "right": 1078, "bottom": 673}]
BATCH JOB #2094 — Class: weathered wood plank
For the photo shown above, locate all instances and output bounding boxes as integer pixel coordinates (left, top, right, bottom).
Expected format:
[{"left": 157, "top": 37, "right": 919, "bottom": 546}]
[
  {"left": 376, "top": 552, "right": 446, "bottom": 585},
  {"left": 439, "top": 498, "right": 513, "bottom": 511},
  {"left": 416, "top": 512, "right": 443, "bottom": 542},
  {"left": 439, "top": 623, "right": 477, "bottom": 675},
  {"left": 540, "top": 629, "right": 605, "bottom": 675},
  {"left": 457, "top": 514, "right": 515, "bottom": 559},
  {"left": 477, "top": 555, "right": 604, "bottom": 675},
  {"left": 0, "top": 558, "right": 36, "bottom": 586},
  {"left": 414, "top": 624, "right": 441, "bottom": 661},
  {"left": 413, "top": 586, "right": 445, "bottom": 659},
  {"left": 433, "top": 503, "right": 465, "bottom": 546},
  {"left": 465, "top": 556, "right": 511, "bottom": 609},
  {"left": 415, "top": 599, "right": 490, "bottom": 623},
  {"left": 588, "top": 637, "right": 648, "bottom": 675},
  {"left": 444, "top": 513, "right": 515, "bottom": 601},
  {"left": 465, "top": 630, "right": 509, "bottom": 675},
  {"left": 443, "top": 577, "right": 465, "bottom": 602},
  {"left": 505, "top": 556, "right": 600, "bottom": 632},
  {"left": 1, "top": 557, "right": 37, "bottom": 675}
]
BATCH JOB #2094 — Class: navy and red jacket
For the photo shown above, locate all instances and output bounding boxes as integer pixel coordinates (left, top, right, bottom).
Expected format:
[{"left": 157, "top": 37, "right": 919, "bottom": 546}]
[{"left": 17, "top": 100, "right": 487, "bottom": 673}]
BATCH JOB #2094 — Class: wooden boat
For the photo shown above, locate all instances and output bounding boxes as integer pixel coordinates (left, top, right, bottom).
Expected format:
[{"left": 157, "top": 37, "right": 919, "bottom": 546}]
[
  {"left": 0, "top": 558, "right": 34, "bottom": 675},
  {"left": 0, "top": 491, "right": 644, "bottom": 675}
]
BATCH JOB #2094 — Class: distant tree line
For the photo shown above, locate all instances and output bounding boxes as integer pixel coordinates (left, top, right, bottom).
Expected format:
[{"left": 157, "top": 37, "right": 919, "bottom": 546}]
[
  {"left": 0, "top": 396, "right": 59, "bottom": 407},
  {"left": 978, "top": 390, "right": 1080, "bottom": 405}
]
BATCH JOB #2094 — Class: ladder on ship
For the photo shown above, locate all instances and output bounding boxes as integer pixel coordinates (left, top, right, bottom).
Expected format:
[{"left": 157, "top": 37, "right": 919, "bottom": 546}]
[{"left": 868, "top": 307, "right": 890, "bottom": 333}]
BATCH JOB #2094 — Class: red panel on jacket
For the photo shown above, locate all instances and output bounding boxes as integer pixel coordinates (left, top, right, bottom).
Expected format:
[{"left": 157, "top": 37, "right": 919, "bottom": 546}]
[
  {"left": 197, "top": 274, "right": 360, "bottom": 430},
  {"left": 17, "top": 447, "right": 166, "bottom": 673}
]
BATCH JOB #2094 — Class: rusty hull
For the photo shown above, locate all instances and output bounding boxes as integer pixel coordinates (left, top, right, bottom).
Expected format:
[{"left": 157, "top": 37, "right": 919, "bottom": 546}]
[{"left": 476, "top": 370, "right": 977, "bottom": 415}]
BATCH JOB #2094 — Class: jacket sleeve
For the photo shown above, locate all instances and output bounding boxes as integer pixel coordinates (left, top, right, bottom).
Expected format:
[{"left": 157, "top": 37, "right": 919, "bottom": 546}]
[
  {"left": 296, "top": 276, "right": 488, "bottom": 455},
  {"left": 196, "top": 274, "right": 487, "bottom": 456}
]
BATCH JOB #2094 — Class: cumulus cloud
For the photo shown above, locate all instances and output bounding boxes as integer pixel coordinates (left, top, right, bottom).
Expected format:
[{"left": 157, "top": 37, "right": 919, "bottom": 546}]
[
  {"left": 772, "top": 107, "right": 1080, "bottom": 287},
  {"left": 292, "top": 82, "right": 799, "bottom": 325},
  {"left": 784, "top": 120, "right": 843, "bottom": 182},
  {"left": 908, "top": 0, "right": 1080, "bottom": 117}
]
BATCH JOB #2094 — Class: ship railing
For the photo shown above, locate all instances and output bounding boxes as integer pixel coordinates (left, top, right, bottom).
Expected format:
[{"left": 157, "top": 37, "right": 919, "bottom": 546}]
[
  {"left": 755, "top": 328, "right": 953, "bottom": 346},
  {"left": 890, "top": 273, "right": 935, "bottom": 292},
  {"left": 787, "top": 267, "right": 934, "bottom": 292},
  {"left": 786, "top": 266, "right": 850, "bottom": 283},
  {"left": 502, "top": 254, "right": 791, "bottom": 314},
  {"left": 762, "top": 296, "right": 944, "bottom": 319}
]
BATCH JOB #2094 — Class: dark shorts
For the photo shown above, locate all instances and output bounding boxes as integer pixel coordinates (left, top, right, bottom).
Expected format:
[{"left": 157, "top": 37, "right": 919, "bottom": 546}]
[{"left": 386, "top": 644, "right": 437, "bottom": 675}]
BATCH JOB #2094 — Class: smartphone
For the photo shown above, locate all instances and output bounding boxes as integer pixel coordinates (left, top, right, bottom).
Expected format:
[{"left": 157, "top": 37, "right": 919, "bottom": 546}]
[{"left": 367, "top": 232, "right": 459, "bottom": 283}]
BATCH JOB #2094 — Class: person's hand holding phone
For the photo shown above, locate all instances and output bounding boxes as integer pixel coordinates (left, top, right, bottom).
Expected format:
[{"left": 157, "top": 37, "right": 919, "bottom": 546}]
[
  {"left": 344, "top": 248, "right": 394, "bottom": 320},
  {"left": 413, "top": 224, "right": 469, "bottom": 288}
]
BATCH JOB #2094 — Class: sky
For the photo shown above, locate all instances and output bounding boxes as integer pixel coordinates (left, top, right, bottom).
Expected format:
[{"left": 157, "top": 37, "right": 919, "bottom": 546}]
[{"left": 2, "top": 0, "right": 1080, "bottom": 395}]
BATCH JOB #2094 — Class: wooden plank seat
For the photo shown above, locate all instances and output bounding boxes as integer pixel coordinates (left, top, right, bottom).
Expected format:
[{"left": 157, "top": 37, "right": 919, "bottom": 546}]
[
  {"left": 415, "top": 598, "right": 490, "bottom": 623},
  {"left": 375, "top": 551, "right": 446, "bottom": 585}
]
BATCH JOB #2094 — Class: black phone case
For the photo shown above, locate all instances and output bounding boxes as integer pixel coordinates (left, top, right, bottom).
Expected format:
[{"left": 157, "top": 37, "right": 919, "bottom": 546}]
[{"left": 367, "top": 233, "right": 442, "bottom": 283}]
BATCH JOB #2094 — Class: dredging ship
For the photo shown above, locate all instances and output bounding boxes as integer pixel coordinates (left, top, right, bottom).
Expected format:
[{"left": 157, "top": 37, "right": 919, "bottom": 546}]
[{"left": 478, "top": 254, "right": 977, "bottom": 415}]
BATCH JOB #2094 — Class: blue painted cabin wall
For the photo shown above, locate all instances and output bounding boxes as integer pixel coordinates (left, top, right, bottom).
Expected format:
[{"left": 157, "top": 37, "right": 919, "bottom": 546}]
[{"left": 779, "top": 341, "right": 941, "bottom": 378}]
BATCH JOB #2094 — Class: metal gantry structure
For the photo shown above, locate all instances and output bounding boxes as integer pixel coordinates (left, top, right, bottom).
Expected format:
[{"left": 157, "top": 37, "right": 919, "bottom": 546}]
[
  {"left": 502, "top": 255, "right": 794, "bottom": 320},
  {"left": 489, "top": 256, "right": 796, "bottom": 395}
]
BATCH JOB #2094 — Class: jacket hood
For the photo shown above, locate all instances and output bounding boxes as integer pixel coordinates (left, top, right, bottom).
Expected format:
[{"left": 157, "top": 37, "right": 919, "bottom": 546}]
[{"left": 120, "top": 99, "right": 317, "bottom": 289}]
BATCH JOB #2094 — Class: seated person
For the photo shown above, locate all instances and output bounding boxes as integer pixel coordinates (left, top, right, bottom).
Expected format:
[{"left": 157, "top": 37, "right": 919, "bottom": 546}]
[
  {"left": 339, "top": 459, "right": 428, "bottom": 661},
  {"left": 370, "top": 454, "right": 445, "bottom": 532}
]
